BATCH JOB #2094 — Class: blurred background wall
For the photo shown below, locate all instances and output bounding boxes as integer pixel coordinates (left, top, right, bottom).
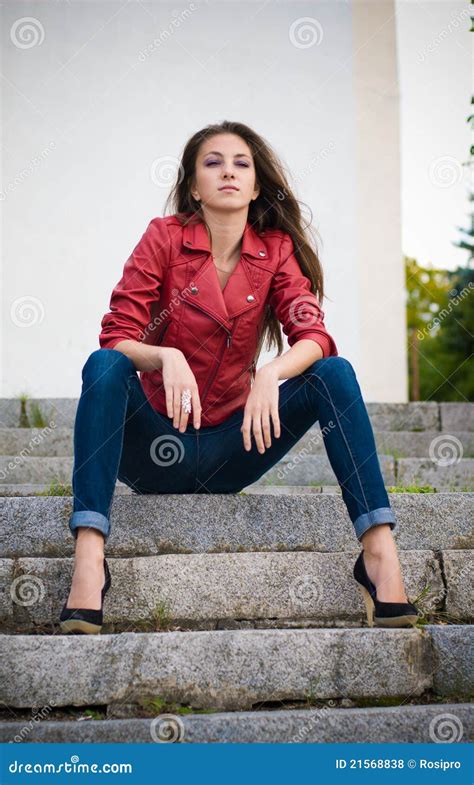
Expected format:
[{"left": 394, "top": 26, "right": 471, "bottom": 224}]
[{"left": 1, "top": 0, "right": 470, "bottom": 402}]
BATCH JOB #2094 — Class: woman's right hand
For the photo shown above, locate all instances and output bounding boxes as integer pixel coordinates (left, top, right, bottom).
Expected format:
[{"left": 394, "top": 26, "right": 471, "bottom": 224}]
[{"left": 158, "top": 348, "right": 201, "bottom": 432}]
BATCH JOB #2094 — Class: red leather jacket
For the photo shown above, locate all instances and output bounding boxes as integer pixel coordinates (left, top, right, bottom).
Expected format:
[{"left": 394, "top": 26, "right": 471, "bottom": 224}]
[{"left": 99, "top": 214, "right": 338, "bottom": 426}]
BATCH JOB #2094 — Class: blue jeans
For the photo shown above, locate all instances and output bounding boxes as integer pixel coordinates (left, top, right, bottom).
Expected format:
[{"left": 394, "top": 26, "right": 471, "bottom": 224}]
[{"left": 69, "top": 349, "right": 397, "bottom": 543}]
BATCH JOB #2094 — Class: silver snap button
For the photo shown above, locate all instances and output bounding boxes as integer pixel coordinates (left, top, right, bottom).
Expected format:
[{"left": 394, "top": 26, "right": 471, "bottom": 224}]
[
  {"left": 246, "top": 294, "right": 255, "bottom": 302},
  {"left": 258, "top": 250, "right": 265, "bottom": 257},
  {"left": 190, "top": 286, "right": 199, "bottom": 294}
]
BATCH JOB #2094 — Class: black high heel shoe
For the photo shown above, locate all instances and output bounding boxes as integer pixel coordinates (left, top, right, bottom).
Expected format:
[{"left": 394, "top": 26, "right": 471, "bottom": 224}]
[
  {"left": 59, "top": 558, "right": 111, "bottom": 634},
  {"left": 353, "top": 550, "right": 421, "bottom": 628}
]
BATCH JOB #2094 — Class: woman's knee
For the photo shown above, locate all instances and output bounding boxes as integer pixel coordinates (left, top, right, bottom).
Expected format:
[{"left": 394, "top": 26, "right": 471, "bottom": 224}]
[
  {"left": 82, "top": 348, "right": 135, "bottom": 382},
  {"left": 304, "top": 355, "right": 356, "bottom": 380}
]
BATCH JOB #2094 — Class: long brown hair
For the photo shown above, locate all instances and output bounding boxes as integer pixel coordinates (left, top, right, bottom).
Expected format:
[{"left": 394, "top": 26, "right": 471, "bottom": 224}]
[{"left": 164, "top": 120, "right": 327, "bottom": 365}]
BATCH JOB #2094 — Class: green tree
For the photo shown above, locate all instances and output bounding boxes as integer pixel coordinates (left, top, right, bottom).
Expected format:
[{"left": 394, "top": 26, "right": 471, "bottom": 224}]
[
  {"left": 423, "top": 266, "right": 474, "bottom": 401},
  {"left": 405, "top": 256, "right": 450, "bottom": 400},
  {"left": 406, "top": 258, "right": 473, "bottom": 401}
]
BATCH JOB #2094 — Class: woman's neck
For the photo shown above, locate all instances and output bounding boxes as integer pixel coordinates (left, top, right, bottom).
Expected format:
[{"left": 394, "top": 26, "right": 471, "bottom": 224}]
[{"left": 203, "top": 211, "right": 246, "bottom": 266}]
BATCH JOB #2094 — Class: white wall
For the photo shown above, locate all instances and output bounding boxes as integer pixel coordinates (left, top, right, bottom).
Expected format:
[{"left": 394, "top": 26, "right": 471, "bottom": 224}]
[{"left": 2, "top": 0, "right": 406, "bottom": 402}]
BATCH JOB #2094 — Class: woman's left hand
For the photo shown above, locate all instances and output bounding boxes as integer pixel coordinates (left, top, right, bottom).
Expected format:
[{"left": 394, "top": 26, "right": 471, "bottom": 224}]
[{"left": 241, "top": 365, "right": 281, "bottom": 453}]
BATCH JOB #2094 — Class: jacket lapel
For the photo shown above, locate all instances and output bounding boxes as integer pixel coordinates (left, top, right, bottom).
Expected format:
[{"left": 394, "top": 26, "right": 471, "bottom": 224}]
[{"left": 180, "top": 217, "right": 268, "bottom": 327}]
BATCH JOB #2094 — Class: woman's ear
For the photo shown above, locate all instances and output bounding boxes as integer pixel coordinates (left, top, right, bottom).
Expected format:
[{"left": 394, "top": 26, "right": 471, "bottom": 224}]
[{"left": 189, "top": 176, "right": 200, "bottom": 202}]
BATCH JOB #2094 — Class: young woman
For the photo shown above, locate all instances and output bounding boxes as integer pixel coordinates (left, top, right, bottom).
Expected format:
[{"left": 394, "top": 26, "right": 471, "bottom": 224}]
[{"left": 60, "top": 120, "right": 420, "bottom": 634}]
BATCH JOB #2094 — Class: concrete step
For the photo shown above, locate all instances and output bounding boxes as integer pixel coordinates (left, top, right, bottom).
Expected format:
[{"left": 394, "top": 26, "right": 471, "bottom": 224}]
[
  {"left": 0, "top": 626, "right": 471, "bottom": 711},
  {"left": 5, "top": 549, "right": 470, "bottom": 633},
  {"left": 252, "top": 455, "right": 473, "bottom": 491},
  {"left": 0, "top": 453, "right": 396, "bottom": 487},
  {"left": 1, "top": 492, "right": 473, "bottom": 558},
  {"left": 1, "top": 399, "right": 472, "bottom": 431},
  {"left": 0, "top": 456, "right": 74, "bottom": 485},
  {"left": 292, "top": 429, "right": 474, "bottom": 459},
  {"left": 2, "top": 427, "right": 473, "bottom": 459},
  {"left": 0, "top": 703, "right": 471, "bottom": 743},
  {"left": 0, "top": 484, "right": 337, "bottom": 498},
  {"left": 396, "top": 458, "right": 474, "bottom": 491},
  {"left": 1, "top": 453, "right": 472, "bottom": 490},
  {"left": 0, "top": 483, "right": 133, "bottom": 497}
]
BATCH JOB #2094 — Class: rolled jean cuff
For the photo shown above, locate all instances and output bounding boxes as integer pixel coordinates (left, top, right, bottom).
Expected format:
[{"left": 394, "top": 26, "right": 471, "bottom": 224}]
[
  {"left": 69, "top": 510, "right": 110, "bottom": 542},
  {"left": 353, "top": 507, "right": 397, "bottom": 542}
]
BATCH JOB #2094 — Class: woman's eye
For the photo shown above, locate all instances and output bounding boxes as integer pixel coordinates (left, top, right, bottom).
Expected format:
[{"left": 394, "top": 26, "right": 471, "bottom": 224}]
[{"left": 205, "top": 161, "right": 250, "bottom": 167}]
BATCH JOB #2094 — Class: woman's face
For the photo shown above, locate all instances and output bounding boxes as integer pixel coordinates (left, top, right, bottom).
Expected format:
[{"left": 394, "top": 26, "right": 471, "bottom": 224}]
[{"left": 191, "top": 133, "right": 260, "bottom": 213}]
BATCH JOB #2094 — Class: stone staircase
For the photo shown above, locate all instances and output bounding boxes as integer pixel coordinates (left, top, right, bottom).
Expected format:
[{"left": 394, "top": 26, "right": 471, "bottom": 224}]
[{"left": 0, "top": 399, "right": 472, "bottom": 743}]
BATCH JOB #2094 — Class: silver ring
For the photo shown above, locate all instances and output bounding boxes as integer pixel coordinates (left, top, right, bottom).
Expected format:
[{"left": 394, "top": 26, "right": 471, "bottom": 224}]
[{"left": 181, "top": 388, "right": 192, "bottom": 413}]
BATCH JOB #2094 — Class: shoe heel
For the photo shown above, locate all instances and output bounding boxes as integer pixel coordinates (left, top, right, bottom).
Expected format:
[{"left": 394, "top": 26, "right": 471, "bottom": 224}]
[
  {"left": 60, "top": 557, "right": 110, "bottom": 635},
  {"left": 358, "top": 584, "right": 375, "bottom": 627}
]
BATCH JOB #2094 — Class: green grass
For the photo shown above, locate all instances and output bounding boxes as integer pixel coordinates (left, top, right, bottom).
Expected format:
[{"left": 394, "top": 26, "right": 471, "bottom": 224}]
[
  {"left": 387, "top": 484, "right": 436, "bottom": 493},
  {"left": 35, "top": 479, "right": 72, "bottom": 496},
  {"left": 139, "top": 696, "right": 217, "bottom": 716},
  {"left": 17, "top": 394, "right": 50, "bottom": 428},
  {"left": 83, "top": 709, "right": 106, "bottom": 720},
  {"left": 131, "top": 600, "right": 174, "bottom": 632}
]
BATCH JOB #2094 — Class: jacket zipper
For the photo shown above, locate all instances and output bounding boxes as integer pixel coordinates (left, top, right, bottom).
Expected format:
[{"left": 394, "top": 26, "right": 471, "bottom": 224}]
[{"left": 200, "top": 322, "right": 234, "bottom": 405}]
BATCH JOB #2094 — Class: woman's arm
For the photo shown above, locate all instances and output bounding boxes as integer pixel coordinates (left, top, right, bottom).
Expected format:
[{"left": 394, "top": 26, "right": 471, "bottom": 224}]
[
  {"left": 259, "top": 338, "right": 324, "bottom": 381},
  {"left": 267, "top": 232, "right": 338, "bottom": 360},
  {"left": 111, "top": 339, "right": 169, "bottom": 372},
  {"left": 241, "top": 339, "right": 324, "bottom": 453}
]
